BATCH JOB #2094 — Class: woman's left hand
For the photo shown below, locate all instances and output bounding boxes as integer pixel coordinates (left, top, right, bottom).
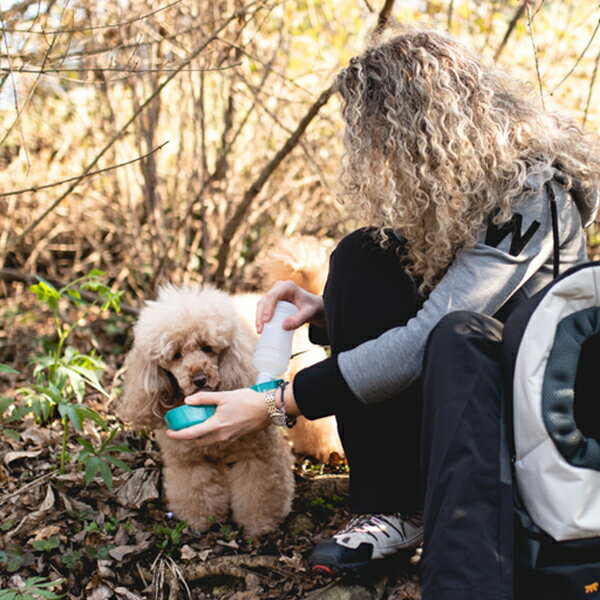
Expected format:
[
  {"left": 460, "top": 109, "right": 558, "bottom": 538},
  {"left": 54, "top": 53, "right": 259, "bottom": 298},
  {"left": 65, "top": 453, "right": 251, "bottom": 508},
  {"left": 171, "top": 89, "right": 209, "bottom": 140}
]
[{"left": 164, "top": 388, "right": 269, "bottom": 446}]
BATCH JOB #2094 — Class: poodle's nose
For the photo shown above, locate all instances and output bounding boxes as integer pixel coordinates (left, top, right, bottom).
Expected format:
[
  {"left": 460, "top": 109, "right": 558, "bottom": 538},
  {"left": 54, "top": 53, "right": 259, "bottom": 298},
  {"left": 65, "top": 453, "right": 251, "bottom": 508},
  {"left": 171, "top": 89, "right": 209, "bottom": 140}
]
[{"left": 192, "top": 374, "right": 208, "bottom": 389}]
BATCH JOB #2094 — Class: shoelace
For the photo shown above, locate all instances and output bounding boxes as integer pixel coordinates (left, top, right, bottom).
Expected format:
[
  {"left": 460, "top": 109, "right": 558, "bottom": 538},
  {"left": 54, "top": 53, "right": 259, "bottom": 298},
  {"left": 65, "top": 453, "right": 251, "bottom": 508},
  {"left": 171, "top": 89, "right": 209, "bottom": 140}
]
[
  {"left": 335, "top": 512, "right": 423, "bottom": 539},
  {"left": 397, "top": 512, "right": 423, "bottom": 537},
  {"left": 335, "top": 514, "right": 382, "bottom": 537}
]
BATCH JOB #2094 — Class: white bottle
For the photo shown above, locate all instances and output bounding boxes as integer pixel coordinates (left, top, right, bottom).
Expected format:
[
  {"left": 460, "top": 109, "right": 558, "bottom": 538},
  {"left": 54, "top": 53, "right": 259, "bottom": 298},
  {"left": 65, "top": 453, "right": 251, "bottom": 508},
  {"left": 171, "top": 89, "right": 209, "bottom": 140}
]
[{"left": 253, "top": 301, "right": 299, "bottom": 384}]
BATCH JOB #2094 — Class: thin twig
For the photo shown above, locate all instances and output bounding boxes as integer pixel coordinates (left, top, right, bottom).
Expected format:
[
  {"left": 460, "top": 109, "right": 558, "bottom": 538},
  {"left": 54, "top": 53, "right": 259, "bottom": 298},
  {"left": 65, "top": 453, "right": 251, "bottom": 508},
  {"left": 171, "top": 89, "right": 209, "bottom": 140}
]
[
  {"left": 0, "top": 18, "right": 232, "bottom": 62},
  {"left": 0, "top": 15, "right": 33, "bottom": 167},
  {"left": 374, "top": 0, "right": 395, "bottom": 35},
  {"left": 0, "top": 63, "right": 242, "bottom": 75},
  {"left": 583, "top": 45, "right": 600, "bottom": 127},
  {"left": 525, "top": 0, "right": 545, "bottom": 108},
  {"left": 213, "top": 84, "right": 334, "bottom": 286},
  {"left": 0, "top": 0, "right": 182, "bottom": 35},
  {"left": 447, "top": 0, "right": 455, "bottom": 32},
  {"left": 0, "top": 141, "right": 168, "bottom": 198},
  {"left": 1, "top": 1, "right": 78, "bottom": 154},
  {"left": 549, "top": 17, "right": 600, "bottom": 96},
  {"left": 494, "top": 0, "right": 528, "bottom": 62},
  {"left": 0, "top": 471, "right": 56, "bottom": 503}
]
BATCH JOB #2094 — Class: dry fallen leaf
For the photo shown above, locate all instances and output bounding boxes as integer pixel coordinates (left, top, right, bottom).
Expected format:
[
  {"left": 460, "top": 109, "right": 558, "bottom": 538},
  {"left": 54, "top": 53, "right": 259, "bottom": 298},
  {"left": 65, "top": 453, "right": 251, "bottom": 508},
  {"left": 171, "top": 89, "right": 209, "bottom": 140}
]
[
  {"left": 180, "top": 544, "right": 197, "bottom": 560},
  {"left": 116, "top": 468, "right": 160, "bottom": 509},
  {"left": 114, "top": 587, "right": 146, "bottom": 600},
  {"left": 108, "top": 540, "right": 154, "bottom": 561},
  {"left": 3, "top": 450, "right": 42, "bottom": 466},
  {"left": 29, "top": 524, "right": 61, "bottom": 541},
  {"left": 9, "top": 484, "right": 55, "bottom": 538}
]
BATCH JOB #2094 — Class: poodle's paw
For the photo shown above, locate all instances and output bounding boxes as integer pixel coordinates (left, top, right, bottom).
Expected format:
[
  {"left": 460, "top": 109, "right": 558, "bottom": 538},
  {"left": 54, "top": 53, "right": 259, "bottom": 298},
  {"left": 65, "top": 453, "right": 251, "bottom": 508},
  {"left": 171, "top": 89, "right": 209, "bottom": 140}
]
[
  {"left": 170, "top": 509, "right": 219, "bottom": 534},
  {"left": 237, "top": 515, "right": 286, "bottom": 538}
]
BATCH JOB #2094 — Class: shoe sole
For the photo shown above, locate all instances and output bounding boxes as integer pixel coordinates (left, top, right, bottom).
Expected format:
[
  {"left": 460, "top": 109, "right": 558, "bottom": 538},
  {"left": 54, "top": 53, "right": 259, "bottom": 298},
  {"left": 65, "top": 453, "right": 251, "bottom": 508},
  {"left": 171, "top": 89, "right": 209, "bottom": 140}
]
[
  {"left": 308, "top": 533, "right": 424, "bottom": 576},
  {"left": 307, "top": 540, "right": 373, "bottom": 575}
]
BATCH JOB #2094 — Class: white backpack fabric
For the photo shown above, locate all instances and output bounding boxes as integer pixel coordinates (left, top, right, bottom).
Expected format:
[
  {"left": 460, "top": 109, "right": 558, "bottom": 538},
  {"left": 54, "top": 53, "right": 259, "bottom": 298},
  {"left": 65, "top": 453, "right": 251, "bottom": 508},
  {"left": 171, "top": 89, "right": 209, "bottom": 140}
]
[{"left": 512, "top": 262, "right": 600, "bottom": 541}]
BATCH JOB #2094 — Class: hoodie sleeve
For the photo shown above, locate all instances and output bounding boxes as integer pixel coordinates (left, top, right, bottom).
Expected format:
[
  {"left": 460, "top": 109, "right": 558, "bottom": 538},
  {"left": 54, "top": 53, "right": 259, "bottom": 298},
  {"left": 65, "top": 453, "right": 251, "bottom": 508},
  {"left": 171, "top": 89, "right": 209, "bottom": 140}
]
[{"left": 294, "top": 177, "right": 587, "bottom": 416}]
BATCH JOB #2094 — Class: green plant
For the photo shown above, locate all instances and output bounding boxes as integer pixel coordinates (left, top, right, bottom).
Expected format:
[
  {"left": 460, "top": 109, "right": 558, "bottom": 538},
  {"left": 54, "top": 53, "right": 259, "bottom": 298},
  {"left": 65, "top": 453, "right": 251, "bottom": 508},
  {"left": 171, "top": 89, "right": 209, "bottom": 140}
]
[
  {"left": 153, "top": 521, "right": 188, "bottom": 557},
  {"left": 83, "top": 544, "right": 115, "bottom": 560},
  {"left": 219, "top": 524, "right": 237, "bottom": 541},
  {"left": 16, "top": 271, "right": 122, "bottom": 472},
  {"left": 310, "top": 497, "right": 334, "bottom": 511},
  {"left": 0, "top": 395, "right": 30, "bottom": 442},
  {"left": 30, "top": 537, "right": 60, "bottom": 552},
  {"left": 76, "top": 426, "right": 132, "bottom": 490},
  {"left": 0, "top": 546, "right": 35, "bottom": 573},
  {"left": 60, "top": 550, "right": 81, "bottom": 570},
  {"left": 83, "top": 516, "right": 121, "bottom": 536},
  {"left": 1, "top": 520, "right": 14, "bottom": 532},
  {"left": 0, "top": 365, "right": 28, "bottom": 439},
  {"left": 0, "top": 576, "right": 65, "bottom": 600}
]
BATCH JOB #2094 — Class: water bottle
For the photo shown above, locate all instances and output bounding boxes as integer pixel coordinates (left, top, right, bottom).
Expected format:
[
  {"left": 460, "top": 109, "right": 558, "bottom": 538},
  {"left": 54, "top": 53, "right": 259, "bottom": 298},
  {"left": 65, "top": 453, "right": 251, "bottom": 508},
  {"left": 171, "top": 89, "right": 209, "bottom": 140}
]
[{"left": 252, "top": 301, "right": 298, "bottom": 384}]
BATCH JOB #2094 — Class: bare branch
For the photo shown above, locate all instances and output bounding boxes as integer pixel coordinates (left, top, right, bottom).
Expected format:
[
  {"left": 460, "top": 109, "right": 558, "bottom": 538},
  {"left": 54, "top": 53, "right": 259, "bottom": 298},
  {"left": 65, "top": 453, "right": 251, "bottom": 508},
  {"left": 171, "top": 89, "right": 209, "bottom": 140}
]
[
  {"left": 494, "top": 0, "right": 528, "bottom": 62},
  {"left": 525, "top": 1, "right": 545, "bottom": 108},
  {"left": 0, "top": 29, "right": 58, "bottom": 149},
  {"left": 583, "top": 45, "right": 600, "bottom": 127},
  {"left": 212, "top": 0, "right": 397, "bottom": 287},
  {"left": 0, "top": 16, "right": 33, "bottom": 167},
  {"left": 4, "top": 1, "right": 264, "bottom": 257},
  {"left": 0, "top": 1, "right": 182, "bottom": 35},
  {"left": 213, "top": 84, "right": 334, "bottom": 287},
  {"left": 374, "top": 0, "right": 396, "bottom": 36},
  {"left": 0, "top": 64, "right": 241, "bottom": 76},
  {"left": 550, "top": 17, "right": 600, "bottom": 96},
  {"left": 0, "top": 141, "right": 168, "bottom": 198},
  {"left": 447, "top": 0, "right": 455, "bottom": 32}
]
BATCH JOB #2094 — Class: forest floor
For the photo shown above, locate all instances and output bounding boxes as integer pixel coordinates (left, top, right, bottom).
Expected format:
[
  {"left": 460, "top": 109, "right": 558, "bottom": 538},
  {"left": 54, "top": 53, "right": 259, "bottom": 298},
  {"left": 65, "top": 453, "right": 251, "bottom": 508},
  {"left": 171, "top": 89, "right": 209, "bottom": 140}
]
[{"left": 0, "top": 290, "right": 422, "bottom": 600}]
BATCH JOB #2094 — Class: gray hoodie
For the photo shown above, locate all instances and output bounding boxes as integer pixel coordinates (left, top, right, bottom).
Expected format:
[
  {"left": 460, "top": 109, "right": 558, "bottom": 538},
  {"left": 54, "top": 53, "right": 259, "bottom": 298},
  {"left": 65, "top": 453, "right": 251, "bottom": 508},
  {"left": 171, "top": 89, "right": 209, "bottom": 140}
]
[{"left": 294, "top": 167, "right": 597, "bottom": 416}]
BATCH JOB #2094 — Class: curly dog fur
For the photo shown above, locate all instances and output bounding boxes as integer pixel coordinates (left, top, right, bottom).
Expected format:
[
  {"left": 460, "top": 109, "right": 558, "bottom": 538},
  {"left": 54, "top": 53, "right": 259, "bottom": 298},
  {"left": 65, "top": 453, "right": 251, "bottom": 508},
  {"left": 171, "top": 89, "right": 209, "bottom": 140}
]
[{"left": 117, "top": 285, "right": 294, "bottom": 536}]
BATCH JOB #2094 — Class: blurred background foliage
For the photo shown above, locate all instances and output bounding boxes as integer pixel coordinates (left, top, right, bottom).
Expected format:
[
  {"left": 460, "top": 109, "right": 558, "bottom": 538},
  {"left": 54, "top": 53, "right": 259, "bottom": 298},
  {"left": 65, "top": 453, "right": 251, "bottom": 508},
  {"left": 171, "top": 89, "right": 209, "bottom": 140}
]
[{"left": 0, "top": 0, "right": 599, "bottom": 301}]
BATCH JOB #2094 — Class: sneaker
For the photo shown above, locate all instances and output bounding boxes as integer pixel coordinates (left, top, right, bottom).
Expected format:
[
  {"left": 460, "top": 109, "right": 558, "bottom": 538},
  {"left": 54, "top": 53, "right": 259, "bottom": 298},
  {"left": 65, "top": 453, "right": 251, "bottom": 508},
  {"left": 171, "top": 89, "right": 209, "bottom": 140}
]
[{"left": 308, "top": 512, "right": 423, "bottom": 575}]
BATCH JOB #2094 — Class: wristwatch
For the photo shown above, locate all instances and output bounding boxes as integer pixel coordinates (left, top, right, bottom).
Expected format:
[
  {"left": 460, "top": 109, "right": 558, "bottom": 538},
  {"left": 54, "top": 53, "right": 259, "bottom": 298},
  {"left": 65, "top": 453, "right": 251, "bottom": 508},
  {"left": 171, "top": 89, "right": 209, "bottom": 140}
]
[{"left": 265, "top": 388, "right": 287, "bottom": 427}]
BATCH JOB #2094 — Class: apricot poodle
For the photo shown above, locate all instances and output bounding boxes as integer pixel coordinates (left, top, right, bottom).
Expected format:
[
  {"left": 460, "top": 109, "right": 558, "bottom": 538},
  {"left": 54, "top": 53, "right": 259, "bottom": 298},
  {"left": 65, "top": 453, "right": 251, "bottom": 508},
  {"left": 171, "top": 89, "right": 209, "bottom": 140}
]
[{"left": 117, "top": 285, "right": 294, "bottom": 536}]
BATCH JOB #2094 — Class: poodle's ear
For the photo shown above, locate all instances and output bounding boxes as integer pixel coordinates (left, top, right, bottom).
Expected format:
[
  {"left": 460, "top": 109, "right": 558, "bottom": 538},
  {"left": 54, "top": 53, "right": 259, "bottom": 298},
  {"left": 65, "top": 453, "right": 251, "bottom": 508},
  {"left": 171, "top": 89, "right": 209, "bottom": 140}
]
[
  {"left": 218, "top": 322, "right": 257, "bottom": 390},
  {"left": 116, "top": 344, "right": 173, "bottom": 428}
]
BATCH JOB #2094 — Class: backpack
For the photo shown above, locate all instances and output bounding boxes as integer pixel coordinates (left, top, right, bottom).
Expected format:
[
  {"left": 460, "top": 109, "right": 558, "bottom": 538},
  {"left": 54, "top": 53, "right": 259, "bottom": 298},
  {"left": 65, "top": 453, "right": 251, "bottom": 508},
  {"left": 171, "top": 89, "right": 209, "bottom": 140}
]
[{"left": 503, "top": 260, "right": 600, "bottom": 600}]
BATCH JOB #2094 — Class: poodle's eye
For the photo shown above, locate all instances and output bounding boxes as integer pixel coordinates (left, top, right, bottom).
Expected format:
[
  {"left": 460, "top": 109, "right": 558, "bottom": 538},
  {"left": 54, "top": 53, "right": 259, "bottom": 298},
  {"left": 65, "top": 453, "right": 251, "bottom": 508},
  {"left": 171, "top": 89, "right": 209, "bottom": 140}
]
[
  {"left": 201, "top": 345, "right": 213, "bottom": 354},
  {"left": 173, "top": 351, "right": 182, "bottom": 360}
]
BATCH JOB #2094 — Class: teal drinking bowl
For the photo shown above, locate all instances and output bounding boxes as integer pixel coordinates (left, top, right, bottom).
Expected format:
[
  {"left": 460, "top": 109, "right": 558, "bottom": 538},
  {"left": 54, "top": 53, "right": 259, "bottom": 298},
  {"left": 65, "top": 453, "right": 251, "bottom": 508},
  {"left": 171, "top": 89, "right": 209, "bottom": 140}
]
[{"left": 164, "top": 405, "right": 216, "bottom": 430}]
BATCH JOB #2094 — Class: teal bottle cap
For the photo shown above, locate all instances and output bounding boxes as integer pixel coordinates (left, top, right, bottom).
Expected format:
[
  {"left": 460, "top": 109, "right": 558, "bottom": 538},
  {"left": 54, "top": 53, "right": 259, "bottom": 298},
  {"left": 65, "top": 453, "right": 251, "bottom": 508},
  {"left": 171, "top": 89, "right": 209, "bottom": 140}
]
[
  {"left": 164, "top": 405, "right": 216, "bottom": 431},
  {"left": 250, "top": 379, "right": 284, "bottom": 392}
]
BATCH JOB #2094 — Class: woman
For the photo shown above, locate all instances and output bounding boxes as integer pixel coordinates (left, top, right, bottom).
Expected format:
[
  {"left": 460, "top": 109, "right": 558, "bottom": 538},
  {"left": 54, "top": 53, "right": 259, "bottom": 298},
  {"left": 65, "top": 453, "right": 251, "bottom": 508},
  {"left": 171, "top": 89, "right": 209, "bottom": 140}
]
[{"left": 167, "top": 30, "right": 600, "bottom": 599}]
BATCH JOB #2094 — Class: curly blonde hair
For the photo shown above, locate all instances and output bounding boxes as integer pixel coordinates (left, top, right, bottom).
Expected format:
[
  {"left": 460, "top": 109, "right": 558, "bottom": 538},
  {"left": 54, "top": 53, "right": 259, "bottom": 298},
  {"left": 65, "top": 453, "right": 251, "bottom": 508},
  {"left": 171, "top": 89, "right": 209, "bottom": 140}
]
[{"left": 335, "top": 30, "right": 600, "bottom": 291}]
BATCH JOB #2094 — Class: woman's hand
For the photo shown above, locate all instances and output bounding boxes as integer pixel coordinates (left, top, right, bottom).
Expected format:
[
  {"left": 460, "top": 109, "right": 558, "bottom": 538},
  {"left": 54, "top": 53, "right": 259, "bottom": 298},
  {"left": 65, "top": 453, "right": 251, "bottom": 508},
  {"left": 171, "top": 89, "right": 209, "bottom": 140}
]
[
  {"left": 164, "top": 388, "right": 269, "bottom": 446},
  {"left": 164, "top": 384, "right": 302, "bottom": 446},
  {"left": 256, "top": 280, "right": 325, "bottom": 333}
]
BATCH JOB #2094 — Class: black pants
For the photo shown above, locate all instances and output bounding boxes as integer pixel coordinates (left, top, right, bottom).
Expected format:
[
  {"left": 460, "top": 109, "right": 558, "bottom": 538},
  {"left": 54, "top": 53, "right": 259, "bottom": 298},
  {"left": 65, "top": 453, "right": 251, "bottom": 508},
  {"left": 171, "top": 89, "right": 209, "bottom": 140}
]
[
  {"left": 323, "top": 229, "right": 514, "bottom": 600},
  {"left": 322, "top": 228, "right": 424, "bottom": 514},
  {"left": 421, "top": 312, "right": 514, "bottom": 600}
]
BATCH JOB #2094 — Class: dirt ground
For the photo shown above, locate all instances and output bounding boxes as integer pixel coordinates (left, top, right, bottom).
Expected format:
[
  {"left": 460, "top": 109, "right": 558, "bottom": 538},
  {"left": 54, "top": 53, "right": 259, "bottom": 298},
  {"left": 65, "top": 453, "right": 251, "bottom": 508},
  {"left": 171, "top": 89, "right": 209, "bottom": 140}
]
[
  {"left": 0, "top": 421, "right": 421, "bottom": 599},
  {"left": 0, "top": 292, "right": 421, "bottom": 599}
]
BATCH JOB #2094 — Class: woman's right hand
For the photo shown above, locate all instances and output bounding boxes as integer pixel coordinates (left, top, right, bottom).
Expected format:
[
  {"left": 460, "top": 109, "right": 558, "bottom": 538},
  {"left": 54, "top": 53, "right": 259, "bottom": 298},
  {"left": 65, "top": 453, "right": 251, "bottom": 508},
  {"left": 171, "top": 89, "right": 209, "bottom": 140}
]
[{"left": 256, "top": 280, "right": 325, "bottom": 333}]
